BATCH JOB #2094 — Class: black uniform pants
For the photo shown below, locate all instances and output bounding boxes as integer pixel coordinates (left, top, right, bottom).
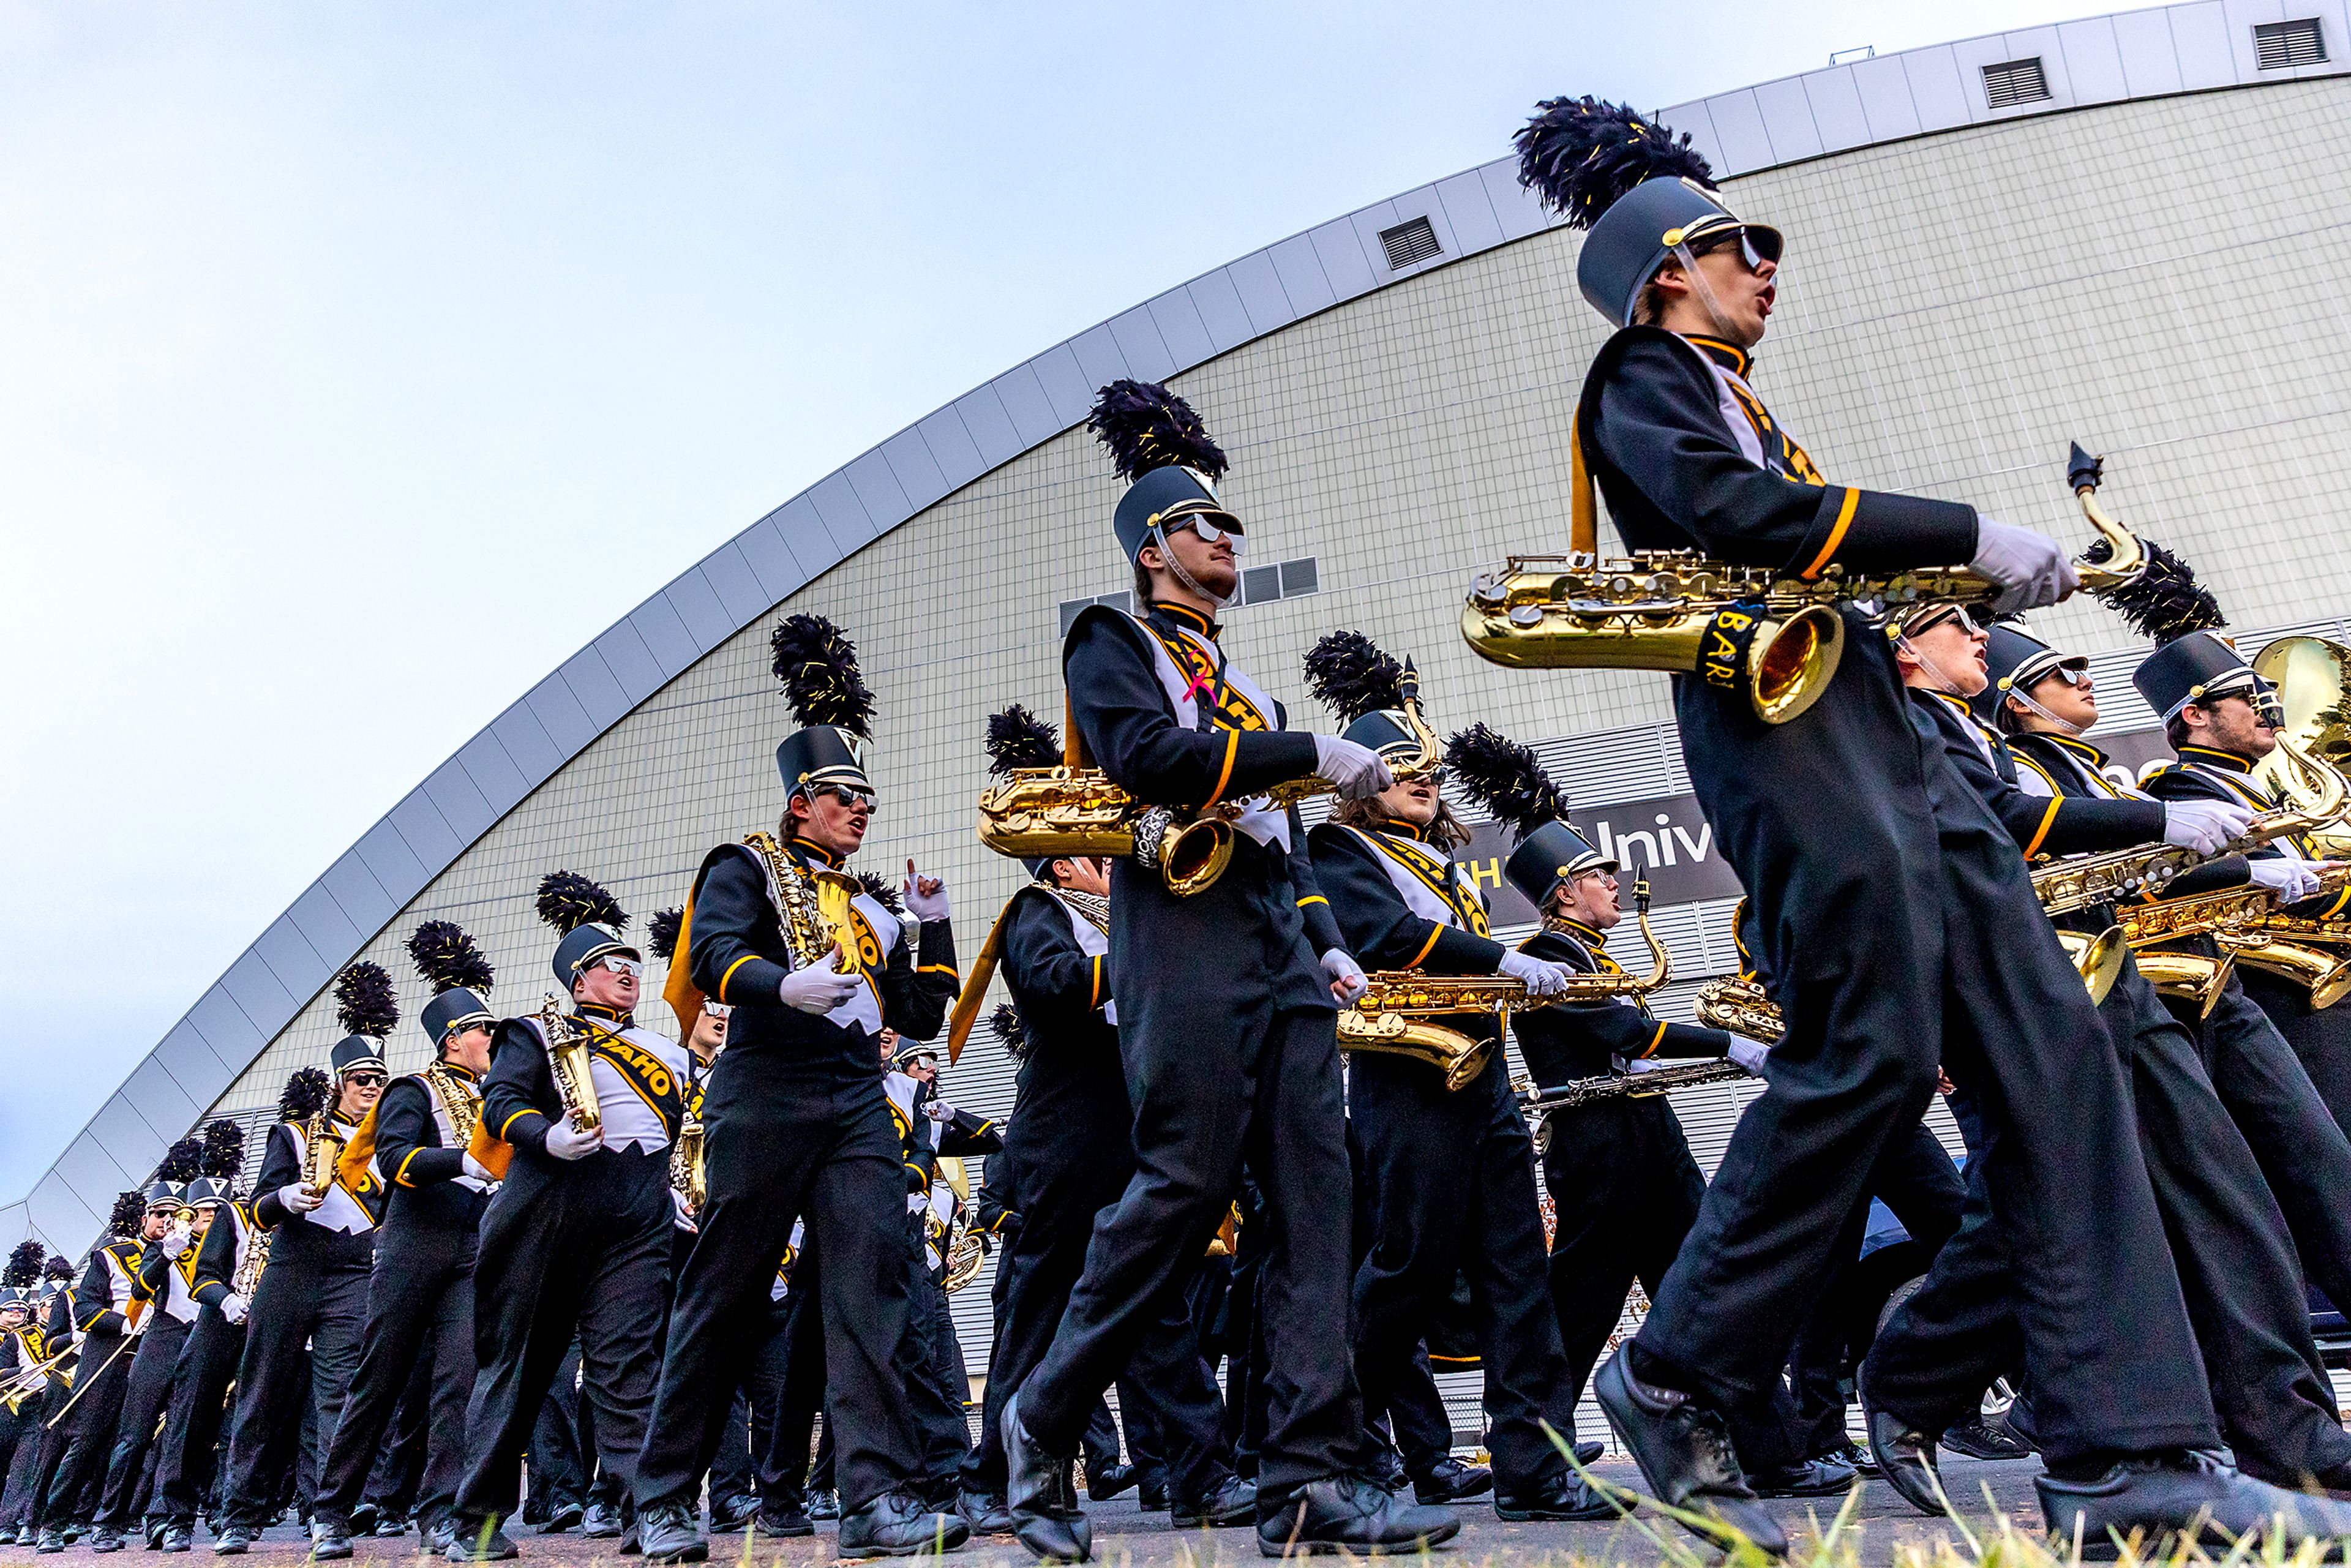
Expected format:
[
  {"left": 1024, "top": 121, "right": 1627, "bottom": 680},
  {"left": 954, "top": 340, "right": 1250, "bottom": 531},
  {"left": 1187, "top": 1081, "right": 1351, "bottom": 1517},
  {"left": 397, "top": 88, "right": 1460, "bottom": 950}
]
[
  {"left": 2175, "top": 979, "right": 2351, "bottom": 1313},
  {"left": 2, "top": 1386, "right": 63, "bottom": 1529},
  {"left": 317, "top": 1233, "right": 476, "bottom": 1528},
  {"left": 95, "top": 1314, "right": 192, "bottom": 1526},
  {"left": 1645, "top": 660, "right": 2214, "bottom": 1466},
  {"left": 635, "top": 1072, "right": 917, "bottom": 1516},
  {"left": 217, "top": 1261, "right": 367, "bottom": 1527},
  {"left": 1867, "top": 963, "right": 2351, "bottom": 1484},
  {"left": 43, "top": 1326, "right": 133, "bottom": 1525},
  {"left": 15, "top": 1382, "right": 72, "bottom": 1529},
  {"left": 151, "top": 1310, "right": 241, "bottom": 1525},
  {"left": 1349, "top": 1051, "right": 1572, "bottom": 1492},
  {"left": 755, "top": 1282, "right": 827, "bottom": 1509},
  {"left": 2241, "top": 968, "right": 2351, "bottom": 1144},
  {"left": 901, "top": 1219, "right": 972, "bottom": 1484},
  {"left": 456, "top": 1146, "right": 672, "bottom": 1524},
  {"left": 1373, "top": 1347, "right": 1453, "bottom": 1477}
]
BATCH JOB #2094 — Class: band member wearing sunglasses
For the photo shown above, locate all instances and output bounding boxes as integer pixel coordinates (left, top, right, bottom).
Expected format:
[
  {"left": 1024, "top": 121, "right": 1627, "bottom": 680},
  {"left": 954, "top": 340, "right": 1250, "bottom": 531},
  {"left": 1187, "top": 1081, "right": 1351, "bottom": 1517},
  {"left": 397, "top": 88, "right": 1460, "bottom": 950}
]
[
  {"left": 210, "top": 999, "right": 391, "bottom": 1555},
  {"left": 1515, "top": 96, "right": 2291, "bottom": 1552},
  {"left": 310, "top": 925, "right": 503, "bottom": 1559},
  {"left": 999, "top": 383, "right": 1455, "bottom": 1564},
  {"left": 444, "top": 876, "right": 689, "bottom": 1561},
  {"left": 633, "top": 616, "right": 966, "bottom": 1564},
  {"left": 1859, "top": 609, "right": 2351, "bottom": 1507}
]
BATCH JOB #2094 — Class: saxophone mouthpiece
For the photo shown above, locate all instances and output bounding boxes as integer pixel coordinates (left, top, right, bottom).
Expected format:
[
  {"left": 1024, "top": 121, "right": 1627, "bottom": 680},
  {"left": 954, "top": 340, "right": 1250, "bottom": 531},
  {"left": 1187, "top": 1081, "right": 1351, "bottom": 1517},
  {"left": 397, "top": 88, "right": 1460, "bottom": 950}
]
[
  {"left": 1626, "top": 847, "right": 1652, "bottom": 912},
  {"left": 2067, "top": 441, "right": 2104, "bottom": 493}
]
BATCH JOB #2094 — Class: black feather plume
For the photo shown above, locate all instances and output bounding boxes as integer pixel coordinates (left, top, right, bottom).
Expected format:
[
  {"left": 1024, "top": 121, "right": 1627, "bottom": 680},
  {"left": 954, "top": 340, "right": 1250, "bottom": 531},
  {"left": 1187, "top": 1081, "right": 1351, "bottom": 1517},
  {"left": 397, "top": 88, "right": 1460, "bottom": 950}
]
[
  {"left": 986, "top": 704, "right": 1061, "bottom": 777},
  {"left": 108, "top": 1191, "right": 146, "bottom": 1237},
  {"left": 2097, "top": 538, "right": 2229, "bottom": 645},
  {"left": 5, "top": 1240, "right": 44, "bottom": 1288},
  {"left": 536, "top": 871, "right": 628, "bottom": 936},
  {"left": 647, "top": 908, "right": 684, "bottom": 964},
  {"left": 1515, "top": 97, "right": 1714, "bottom": 229},
  {"left": 857, "top": 872, "right": 905, "bottom": 916},
  {"left": 156, "top": 1137, "right": 204, "bottom": 1185},
  {"left": 408, "top": 920, "right": 493, "bottom": 996},
  {"left": 334, "top": 962, "right": 398, "bottom": 1040},
  {"left": 201, "top": 1120, "right": 245, "bottom": 1181},
  {"left": 278, "top": 1067, "right": 332, "bottom": 1122},
  {"left": 1445, "top": 724, "right": 1572, "bottom": 840},
  {"left": 989, "top": 1002, "right": 1029, "bottom": 1062},
  {"left": 1086, "top": 380, "right": 1228, "bottom": 484},
  {"left": 44, "top": 1254, "right": 72, "bottom": 1281},
  {"left": 1304, "top": 631, "right": 1408, "bottom": 726},
  {"left": 769, "top": 614, "right": 874, "bottom": 735}
]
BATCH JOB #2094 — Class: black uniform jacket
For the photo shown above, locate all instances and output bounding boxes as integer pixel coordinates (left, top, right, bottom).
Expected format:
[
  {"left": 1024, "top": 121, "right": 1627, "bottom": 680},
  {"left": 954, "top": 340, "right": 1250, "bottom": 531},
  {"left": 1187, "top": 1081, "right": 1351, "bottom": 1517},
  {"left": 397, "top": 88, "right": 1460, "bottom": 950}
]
[
  {"left": 684, "top": 836, "right": 957, "bottom": 1088},
  {"left": 190, "top": 1202, "right": 256, "bottom": 1308},
  {"left": 375, "top": 1067, "right": 491, "bottom": 1243},
  {"left": 1911, "top": 691, "right": 2165, "bottom": 860},
  {"left": 1512, "top": 924, "right": 1731, "bottom": 1087},
  {"left": 2008, "top": 732, "right": 2252, "bottom": 912},
  {"left": 1307, "top": 817, "right": 1502, "bottom": 1046},
  {"left": 2141, "top": 745, "right": 2351, "bottom": 920},
  {"left": 1063, "top": 600, "right": 1345, "bottom": 1020},
  {"left": 249, "top": 1116, "right": 380, "bottom": 1272},
  {"left": 70, "top": 1240, "right": 140, "bottom": 1337},
  {"left": 997, "top": 885, "right": 1130, "bottom": 1181}
]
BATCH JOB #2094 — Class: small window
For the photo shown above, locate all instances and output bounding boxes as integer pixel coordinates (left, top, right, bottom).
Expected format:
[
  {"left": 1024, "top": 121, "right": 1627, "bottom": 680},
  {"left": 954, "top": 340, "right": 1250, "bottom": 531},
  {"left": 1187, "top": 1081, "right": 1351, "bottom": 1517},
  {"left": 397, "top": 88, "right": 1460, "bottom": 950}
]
[
  {"left": 1241, "top": 565, "right": 1283, "bottom": 604},
  {"left": 1378, "top": 217, "right": 1442, "bottom": 271},
  {"left": 1279, "top": 558, "right": 1319, "bottom": 597},
  {"left": 2255, "top": 18, "right": 2327, "bottom": 68},
  {"left": 1981, "top": 57, "right": 2051, "bottom": 109},
  {"left": 1056, "top": 590, "right": 1133, "bottom": 637},
  {"left": 1231, "top": 555, "right": 1321, "bottom": 609}
]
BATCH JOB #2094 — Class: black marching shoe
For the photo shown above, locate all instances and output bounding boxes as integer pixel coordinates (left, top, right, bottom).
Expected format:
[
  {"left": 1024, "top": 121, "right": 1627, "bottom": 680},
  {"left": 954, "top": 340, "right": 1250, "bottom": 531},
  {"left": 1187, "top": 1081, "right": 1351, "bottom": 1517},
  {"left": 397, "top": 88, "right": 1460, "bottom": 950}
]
[
  {"left": 1003, "top": 1392, "right": 1091, "bottom": 1564},
  {"left": 538, "top": 1500, "right": 583, "bottom": 1534},
  {"left": 954, "top": 1491, "right": 1013, "bottom": 1536},
  {"left": 1864, "top": 1398, "right": 1949, "bottom": 1518},
  {"left": 1255, "top": 1476, "right": 1459, "bottom": 1557},
  {"left": 1574, "top": 1441, "right": 1606, "bottom": 1468},
  {"left": 160, "top": 1523, "right": 193, "bottom": 1554},
  {"left": 1751, "top": 1454, "right": 1859, "bottom": 1499},
  {"left": 443, "top": 1518, "right": 520, "bottom": 1561},
  {"left": 425, "top": 1518, "right": 460, "bottom": 1556},
  {"left": 807, "top": 1490, "right": 839, "bottom": 1521},
  {"left": 759, "top": 1502, "right": 817, "bottom": 1538},
  {"left": 1172, "top": 1475, "right": 1256, "bottom": 1528},
  {"left": 1495, "top": 1473, "right": 1620, "bottom": 1522},
  {"left": 1412, "top": 1457, "right": 1493, "bottom": 1504},
  {"left": 36, "top": 1526, "right": 66, "bottom": 1554},
  {"left": 636, "top": 1500, "right": 706, "bottom": 1564},
  {"left": 349, "top": 1502, "right": 380, "bottom": 1537},
  {"left": 708, "top": 1495, "right": 758, "bottom": 1534},
  {"left": 145, "top": 1517, "right": 168, "bottom": 1550},
  {"left": 90, "top": 1524, "right": 126, "bottom": 1553},
  {"left": 309, "top": 1514, "right": 354, "bottom": 1559},
  {"left": 1592, "top": 1346, "right": 1787, "bottom": 1556},
  {"left": 837, "top": 1491, "right": 970, "bottom": 1558},
  {"left": 1944, "top": 1416, "right": 2035, "bottom": 1461},
  {"left": 1086, "top": 1463, "right": 1136, "bottom": 1503},
  {"left": 206, "top": 1525, "right": 251, "bottom": 1556},
  {"left": 377, "top": 1512, "right": 411, "bottom": 1537},
  {"left": 2038, "top": 1450, "right": 2351, "bottom": 1559},
  {"left": 581, "top": 1498, "right": 623, "bottom": 1538},
  {"left": 1815, "top": 1439, "right": 1877, "bottom": 1477},
  {"left": 1136, "top": 1488, "right": 1169, "bottom": 1512}
]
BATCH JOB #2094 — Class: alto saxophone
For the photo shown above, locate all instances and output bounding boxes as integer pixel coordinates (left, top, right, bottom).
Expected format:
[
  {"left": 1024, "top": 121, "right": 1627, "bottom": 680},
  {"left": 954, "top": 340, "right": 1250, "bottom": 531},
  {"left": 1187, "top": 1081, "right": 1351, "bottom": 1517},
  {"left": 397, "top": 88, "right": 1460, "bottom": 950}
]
[
  {"left": 978, "top": 669, "right": 1442, "bottom": 898},
  {"left": 1340, "top": 877, "right": 1673, "bottom": 1091},
  {"left": 1693, "top": 975, "right": 1781, "bottom": 1042},
  {"left": 669, "top": 1116, "right": 707, "bottom": 1211},
  {"left": 421, "top": 1065, "right": 484, "bottom": 1159},
  {"left": 232, "top": 1223, "right": 271, "bottom": 1299},
  {"left": 538, "top": 994, "right": 602, "bottom": 1134},
  {"left": 744, "top": 832, "right": 864, "bottom": 973},
  {"left": 301, "top": 1114, "right": 347, "bottom": 1198},
  {"left": 1461, "top": 444, "right": 2147, "bottom": 725}
]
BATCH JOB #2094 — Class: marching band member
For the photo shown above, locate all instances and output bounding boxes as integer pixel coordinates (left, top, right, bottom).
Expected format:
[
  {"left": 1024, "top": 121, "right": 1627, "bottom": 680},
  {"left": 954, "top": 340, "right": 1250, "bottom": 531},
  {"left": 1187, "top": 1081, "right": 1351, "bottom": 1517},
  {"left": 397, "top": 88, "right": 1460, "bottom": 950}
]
[
  {"left": 1299, "top": 637, "right": 1607, "bottom": 1523},
  {"left": 631, "top": 615, "right": 965, "bottom": 1564},
  {"left": 0, "top": 1248, "right": 55, "bottom": 1540},
  {"left": 1859, "top": 607, "right": 2351, "bottom": 1504},
  {"left": 35, "top": 1191, "right": 153, "bottom": 1551},
  {"left": 1512, "top": 92, "right": 2316, "bottom": 1551},
  {"left": 446, "top": 874, "right": 687, "bottom": 1560},
  {"left": 8, "top": 1256, "right": 80, "bottom": 1547},
  {"left": 151, "top": 1123, "right": 250, "bottom": 1552},
  {"left": 956, "top": 707, "right": 1254, "bottom": 1538},
  {"left": 88, "top": 1144, "right": 208, "bottom": 1551},
  {"left": 1000, "top": 381, "right": 1453, "bottom": 1564},
  {"left": 310, "top": 923, "right": 502, "bottom": 1558}
]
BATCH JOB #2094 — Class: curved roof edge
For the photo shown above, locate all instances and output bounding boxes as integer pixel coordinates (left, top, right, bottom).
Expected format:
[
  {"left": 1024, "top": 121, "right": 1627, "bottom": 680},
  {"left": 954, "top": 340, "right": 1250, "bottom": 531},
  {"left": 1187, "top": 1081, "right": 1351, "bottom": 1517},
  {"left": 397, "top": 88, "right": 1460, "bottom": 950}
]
[{"left": 11, "top": 0, "right": 2341, "bottom": 1248}]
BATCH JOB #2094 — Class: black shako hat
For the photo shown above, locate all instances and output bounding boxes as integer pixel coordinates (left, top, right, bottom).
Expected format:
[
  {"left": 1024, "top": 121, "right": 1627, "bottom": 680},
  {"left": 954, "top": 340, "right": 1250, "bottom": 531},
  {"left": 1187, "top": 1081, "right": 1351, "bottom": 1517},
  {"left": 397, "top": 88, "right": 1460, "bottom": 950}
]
[
  {"left": 1971, "top": 623, "right": 2089, "bottom": 728},
  {"left": 1087, "top": 380, "right": 1237, "bottom": 565},
  {"left": 330, "top": 962, "right": 397, "bottom": 1076},
  {"left": 1445, "top": 722, "right": 1616, "bottom": 909},
  {"left": 1304, "top": 631, "right": 1421, "bottom": 762},
  {"left": 409, "top": 920, "right": 496, "bottom": 1050},
  {"left": 1514, "top": 96, "right": 1782, "bottom": 327},
  {"left": 536, "top": 871, "right": 634, "bottom": 989},
  {"left": 771, "top": 613, "right": 876, "bottom": 803},
  {"left": 984, "top": 702, "right": 1063, "bottom": 879}
]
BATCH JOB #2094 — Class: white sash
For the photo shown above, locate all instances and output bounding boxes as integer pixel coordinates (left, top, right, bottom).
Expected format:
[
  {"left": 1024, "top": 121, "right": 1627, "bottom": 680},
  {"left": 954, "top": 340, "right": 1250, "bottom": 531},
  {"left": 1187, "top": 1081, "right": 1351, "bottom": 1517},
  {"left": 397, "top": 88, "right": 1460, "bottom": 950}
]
[
  {"left": 1339, "top": 826, "right": 1483, "bottom": 931},
  {"left": 1052, "top": 891, "right": 1117, "bottom": 1026},
  {"left": 1131, "top": 615, "right": 1291, "bottom": 851}
]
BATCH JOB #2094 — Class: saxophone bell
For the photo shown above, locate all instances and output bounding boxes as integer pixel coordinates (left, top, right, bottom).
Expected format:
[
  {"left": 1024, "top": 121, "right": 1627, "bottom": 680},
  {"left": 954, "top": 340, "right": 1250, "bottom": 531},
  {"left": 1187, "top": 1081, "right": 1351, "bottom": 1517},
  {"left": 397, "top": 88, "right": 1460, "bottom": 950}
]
[{"left": 2055, "top": 926, "right": 2129, "bottom": 1006}]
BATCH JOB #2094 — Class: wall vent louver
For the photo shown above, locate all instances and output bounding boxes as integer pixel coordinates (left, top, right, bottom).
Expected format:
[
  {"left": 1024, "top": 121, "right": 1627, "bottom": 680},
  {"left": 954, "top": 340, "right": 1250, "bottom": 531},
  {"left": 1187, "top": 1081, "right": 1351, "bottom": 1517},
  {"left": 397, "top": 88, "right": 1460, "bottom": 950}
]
[
  {"left": 1982, "top": 57, "right": 2052, "bottom": 108},
  {"left": 2255, "top": 18, "right": 2327, "bottom": 69},
  {"left": 1378, "top": 217, "right": 1442, "bottom": 271}
]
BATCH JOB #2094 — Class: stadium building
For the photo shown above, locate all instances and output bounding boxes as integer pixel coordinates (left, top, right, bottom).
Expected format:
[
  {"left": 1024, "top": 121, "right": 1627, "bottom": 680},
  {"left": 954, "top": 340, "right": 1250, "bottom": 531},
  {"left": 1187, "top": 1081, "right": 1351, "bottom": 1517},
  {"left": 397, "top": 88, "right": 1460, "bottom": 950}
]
[{"left": 15, "top": 1, "right": 2351, "bottom": 1414}]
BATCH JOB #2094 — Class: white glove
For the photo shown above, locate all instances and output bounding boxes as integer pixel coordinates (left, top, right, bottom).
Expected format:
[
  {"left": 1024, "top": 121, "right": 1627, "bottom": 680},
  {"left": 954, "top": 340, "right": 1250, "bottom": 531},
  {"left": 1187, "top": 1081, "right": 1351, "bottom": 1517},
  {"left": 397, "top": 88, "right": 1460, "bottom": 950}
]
[
  {"left": 1311, "top": 735, "right": 1395, "bottom": 801},
  {"left": 2162, "top": 798, "right": 2252, "bottom": 855},
  {"left": 1968, "top": 518, "right": 2080, "bottom": 614},
  {"left": 923, "top": 1100, "right": 956, "bottom": 1123},
  {"left": 544, "top": 1119, "right": 604, "bottom": 1161},
  {"left": 219, "top": 1292, "right": 250, "bottom": 1326},
  {"left": 1321, "top": 948, "right": 1370, "bottom": 1007},
  {"left": 2249, "top": 857, "right": 2323, "bottom": 904},
  {"left": 163, "top": 1225, "right": 193, "bottom": 1260},
  {"left": 670, "top": 1190, "right": 698, "bottom": 1231},
  {"left": 776, "top": 951, "right": 863, "bottom": 1015},
  {"left": 275, "top": 1181, "right": 324, "bottom": 1215},
  {"left": 1497, "top": 949, "right": 1574, "bottom": 999},
  {"left": 460, "top": 1153, "right": 494, "bottom": 1184},
  {"left": 1727, "top": 1039, "right": 1771, "bottom": 1075},
  {"left": 902, "top": 867, "right": 950, "bottom": 923}
]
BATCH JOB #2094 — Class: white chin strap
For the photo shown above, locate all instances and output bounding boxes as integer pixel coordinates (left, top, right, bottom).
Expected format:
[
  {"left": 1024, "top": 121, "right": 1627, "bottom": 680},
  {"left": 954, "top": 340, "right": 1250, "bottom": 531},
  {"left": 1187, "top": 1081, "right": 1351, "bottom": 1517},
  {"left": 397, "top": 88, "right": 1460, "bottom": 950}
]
[
  {"left": 1671, "top": 241, "right": 1741, "bottom": 341},
  {"left": 2009, "top": 682, "right": 2087, "bottom": 737},
  {"left": 1896, "top": 636, "right": 1970, "bottom": 700},
  {"left": 1150, "top": 525, "right": 1231, "bottom": 610}
]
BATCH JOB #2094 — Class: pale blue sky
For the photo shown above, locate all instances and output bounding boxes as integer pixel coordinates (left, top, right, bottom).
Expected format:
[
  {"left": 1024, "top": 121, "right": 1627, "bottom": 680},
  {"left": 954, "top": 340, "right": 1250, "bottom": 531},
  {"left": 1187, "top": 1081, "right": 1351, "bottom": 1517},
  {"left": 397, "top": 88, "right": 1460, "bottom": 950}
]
[{"left": 1, "top": 0, "right": 2109, "bottom": 1204}]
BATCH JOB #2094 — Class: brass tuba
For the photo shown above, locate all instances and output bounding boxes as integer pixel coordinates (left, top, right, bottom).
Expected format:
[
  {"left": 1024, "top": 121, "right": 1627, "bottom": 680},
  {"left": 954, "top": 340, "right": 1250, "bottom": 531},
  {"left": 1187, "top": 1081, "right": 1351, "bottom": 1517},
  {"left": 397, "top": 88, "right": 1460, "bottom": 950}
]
[
  {"left": 538, "top": 994, "right": 602, "bottom": 1134},
  {"left": 2252, "top": 634, "right": 2351, "bottom": 858},
  {"left": 1340, "top": 874, "right": 1672, "bottom": 1090},
  {"left": 1461, "top": 441, "right": 2148, "bottom": 725}
]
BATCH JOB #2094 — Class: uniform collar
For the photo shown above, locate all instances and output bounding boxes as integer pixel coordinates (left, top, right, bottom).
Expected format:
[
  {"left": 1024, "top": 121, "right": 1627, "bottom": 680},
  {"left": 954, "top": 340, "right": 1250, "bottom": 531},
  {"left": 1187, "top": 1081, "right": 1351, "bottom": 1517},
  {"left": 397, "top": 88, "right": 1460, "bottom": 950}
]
[
  {"left": 1374, "top": 818, "right": 1430, "bottom": 844},
  {"left": 2042, "top": 733, "right": 2110, "bottom": 767},
  {"left": 1150, "top": 600, "right": 1220, "bottom": 640},
  {"left": 788, "top": 836, "right": 844, "bottom": 868},
  {"left": 1557, "top": 918, "right": 1607, "bottom": 948},
  {"left": 437, "top": 1061, "right": 481, "bottom": 1084},
  {"left": 1681, "top": 334, "right": 1754, "bottom": 379},
  {"left": 1919, "top": 688, "right": 1973, "bottom": 717},
  {"left": 576, "top": 1002, "right": 634, "bottom": 1027},
  {"left": 2179, "top": 744, "right": 2256, "bottom": 775}
]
